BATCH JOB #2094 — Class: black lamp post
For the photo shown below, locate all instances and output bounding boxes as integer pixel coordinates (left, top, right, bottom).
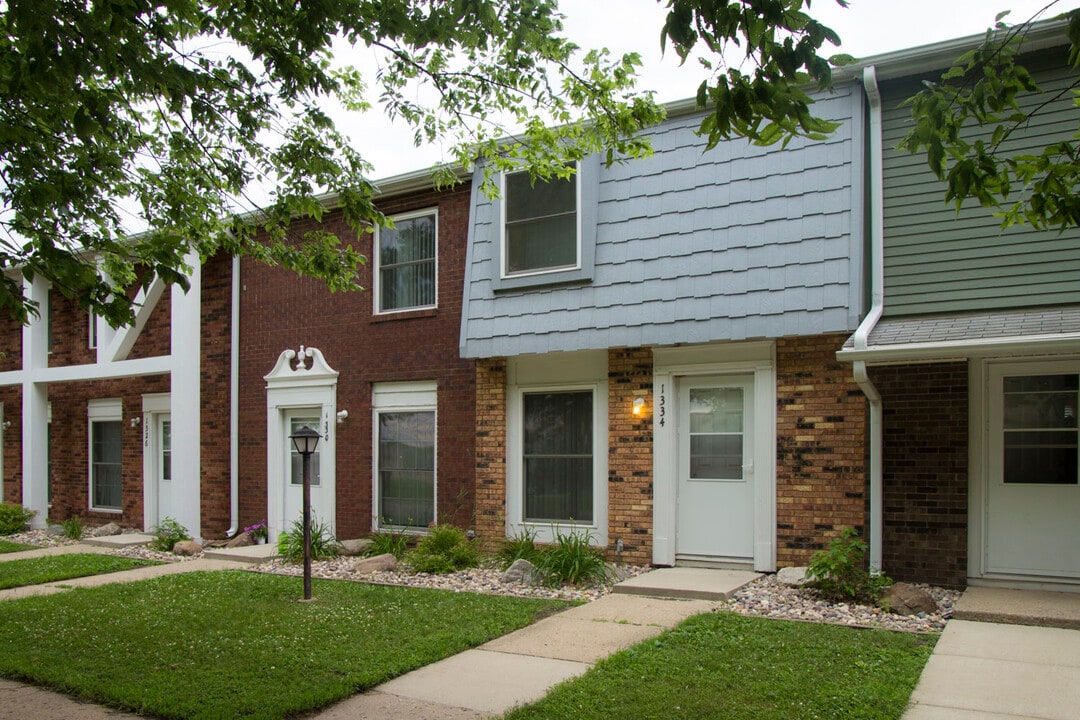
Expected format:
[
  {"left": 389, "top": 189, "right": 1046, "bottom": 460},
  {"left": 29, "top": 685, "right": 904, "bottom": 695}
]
[{"left": 289, "top": 424, "right": 321, "bottom": 601}]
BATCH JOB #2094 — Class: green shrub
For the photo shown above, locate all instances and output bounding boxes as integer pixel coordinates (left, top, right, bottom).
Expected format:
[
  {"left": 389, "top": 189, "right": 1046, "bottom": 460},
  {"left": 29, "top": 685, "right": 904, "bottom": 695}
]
[
  {"left": 61, "top": 516, "right": 84, "bottom": 540},
  {"left": 0, "top": 503, "right": 35, "bottom": 535},
  {"left": 150, "top": 517, "right": 191, "bottom": 552},
  {"left": 277, "top": 515, "right": 338, "bottom": 563},
  {"left": 368, "top": 526, "right": 411, "bottom": 559},
  {"left": 407, "top": 524, "right": 479, "bottom": 574},
  {"left": 806, "top": 527, "right": 892, "bottom": 604},
  {"left": 536, "top": 526, "right": 610, "bottom": 587},
  {"left": 497, "top": 525, "right": 541, "bottom": 569}
]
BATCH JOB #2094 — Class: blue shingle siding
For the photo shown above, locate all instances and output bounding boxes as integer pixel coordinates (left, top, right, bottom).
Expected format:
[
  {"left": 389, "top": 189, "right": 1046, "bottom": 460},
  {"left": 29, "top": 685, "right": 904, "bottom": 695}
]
[{"left": 460, "top": 81, "right": 865, "bottom": 359}]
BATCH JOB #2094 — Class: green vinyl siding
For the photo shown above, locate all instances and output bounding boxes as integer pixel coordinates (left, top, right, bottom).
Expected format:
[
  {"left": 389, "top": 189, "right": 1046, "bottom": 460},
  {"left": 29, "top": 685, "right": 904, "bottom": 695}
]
[{"left": 881, "top": 50, "right": 1080, "bottom": 317}]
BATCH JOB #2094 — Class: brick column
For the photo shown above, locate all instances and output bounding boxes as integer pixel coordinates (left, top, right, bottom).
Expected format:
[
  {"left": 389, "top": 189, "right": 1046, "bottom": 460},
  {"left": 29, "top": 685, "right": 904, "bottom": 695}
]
[
  {"left": 607, "top": 347, "right": 654, "bottom": 564},
  {"left": 474, "top": 358, "right": 507, "bottom": 545},
  {"left": 776, "top": 334, "right": 868, "bottom": 567}
]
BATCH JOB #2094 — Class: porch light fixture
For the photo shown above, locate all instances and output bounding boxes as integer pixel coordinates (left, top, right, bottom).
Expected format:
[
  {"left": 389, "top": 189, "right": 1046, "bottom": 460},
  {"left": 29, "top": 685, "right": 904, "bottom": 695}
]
[
  {"left": 632, "top": 397, "right": 646, "bottom": 416},
  {"left": 130, "top": 416, "right": 141, "bottom": 428},
  {"left": 290, "top": 424, "right": 321, "bottom": 601}
]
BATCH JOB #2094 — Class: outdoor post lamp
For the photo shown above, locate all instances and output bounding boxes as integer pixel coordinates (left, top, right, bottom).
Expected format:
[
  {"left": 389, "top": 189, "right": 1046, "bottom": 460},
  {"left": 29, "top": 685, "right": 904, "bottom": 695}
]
[{"left": 290, "top": 425, "right": 321, "bottom": 601}]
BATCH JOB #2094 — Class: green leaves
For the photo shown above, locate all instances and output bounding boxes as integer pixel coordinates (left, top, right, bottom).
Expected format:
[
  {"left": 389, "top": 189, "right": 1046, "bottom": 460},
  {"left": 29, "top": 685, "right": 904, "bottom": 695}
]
[
  {"left": 899, "top": 5, "right": 1080, "bottom": 231},
  {"left": 661, "top": 0, "right": 848, "bottom": 148},
  {"left": 0, "top": 0, "right": 663, "bottom": 326}
]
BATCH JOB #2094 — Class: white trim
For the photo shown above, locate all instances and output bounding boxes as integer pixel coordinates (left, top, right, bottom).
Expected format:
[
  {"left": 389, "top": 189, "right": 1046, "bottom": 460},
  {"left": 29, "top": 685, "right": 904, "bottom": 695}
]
[
  {"left": 141, "top": 393, "right": 171, "bottom": 529},
  {"left": 374, "top": 208, "right": 439, "bottom": 315},
  {"left": 104, "top": 276, "right": 166, "bottom": 363},
  {"left": 372, "top": 381, "right": 438, "bottom": 531},
  {"left": 973, "top": 357, "right": 1080, "bottom": 583},
  {"left": 229, "top": 255, "right": 240, "bottom": 536},
  {"left": 87, "top": 398, "right": 123, "bottom": 513},
  {"left": 499, "top": 164, "right": 582, "bottom": 279},
  {"left": 837, "top": 333, "right": 1080, "bottom": 364},
  {"left": 652, "top": 341, "right": 777, "bottom": 571},
  {"left": 505, "top": 352, "right": 609, "bottom": 546},
  {"left": 265, "top": 346, "right": 338, "bottom": 541}
]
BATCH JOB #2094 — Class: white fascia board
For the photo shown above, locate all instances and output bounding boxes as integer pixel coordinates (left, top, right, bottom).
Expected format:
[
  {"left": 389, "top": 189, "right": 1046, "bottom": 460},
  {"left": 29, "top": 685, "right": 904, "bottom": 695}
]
[{"left": 836, "top": 332, "right": 1080, "bottom": 364}]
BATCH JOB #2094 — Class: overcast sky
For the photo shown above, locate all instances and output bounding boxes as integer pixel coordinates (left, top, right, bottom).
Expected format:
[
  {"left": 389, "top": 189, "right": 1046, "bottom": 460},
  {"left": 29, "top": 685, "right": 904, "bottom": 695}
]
[{"left": 342, "top": 0, "right": 1079, "bottom": 180}]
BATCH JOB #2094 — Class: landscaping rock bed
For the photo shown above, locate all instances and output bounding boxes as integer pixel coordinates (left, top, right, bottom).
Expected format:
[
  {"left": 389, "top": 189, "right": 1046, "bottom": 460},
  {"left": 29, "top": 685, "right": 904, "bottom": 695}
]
[
  {"left": 248, "top": 555, "right": 648, "bottom": 602},
  {"left": 721, "top": 573, "right": 958, "bottom": 634}
]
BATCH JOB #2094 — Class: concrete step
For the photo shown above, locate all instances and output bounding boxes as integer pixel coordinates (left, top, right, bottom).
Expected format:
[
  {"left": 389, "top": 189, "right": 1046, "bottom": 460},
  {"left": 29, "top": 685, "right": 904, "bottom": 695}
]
[
  {"left": 954, "top": 586, "right": 1080, "bottom": 630},
  {"left": 613, "top": 567, "right": 760, "bottom": 601},
  {"left": 81, "top": 533, "right": 155, "bottom": 549},
  {"left": 202, "top": 543, "right": 278, "bottom": 564}
]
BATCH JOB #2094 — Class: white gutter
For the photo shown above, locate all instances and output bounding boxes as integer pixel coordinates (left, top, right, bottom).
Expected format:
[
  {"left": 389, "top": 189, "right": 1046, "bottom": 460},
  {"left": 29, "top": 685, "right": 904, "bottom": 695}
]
[
  {"left": 227, "top": 255, "right": 241, "bottom": 536},
  {"left": 851, "top": 66, "right": 885, "bottom": 571}
]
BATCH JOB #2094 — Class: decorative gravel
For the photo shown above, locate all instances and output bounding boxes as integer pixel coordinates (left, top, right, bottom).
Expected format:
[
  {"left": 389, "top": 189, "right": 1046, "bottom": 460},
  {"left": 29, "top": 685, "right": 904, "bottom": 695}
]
[
  {"left": 4, "top": 530, "right": 81, "bottom": 548},
  {"left": 248, "top": 556, "right": 650, "bottom": 603},
  {"left": 720, "top": 574, "right": 959, "bottom": 634}
]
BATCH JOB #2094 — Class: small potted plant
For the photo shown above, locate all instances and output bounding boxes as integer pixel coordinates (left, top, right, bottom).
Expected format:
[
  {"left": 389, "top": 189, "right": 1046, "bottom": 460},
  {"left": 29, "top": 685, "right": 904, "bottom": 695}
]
[{"left": 244, "top": 520, "right": 268, "bottom": 544}]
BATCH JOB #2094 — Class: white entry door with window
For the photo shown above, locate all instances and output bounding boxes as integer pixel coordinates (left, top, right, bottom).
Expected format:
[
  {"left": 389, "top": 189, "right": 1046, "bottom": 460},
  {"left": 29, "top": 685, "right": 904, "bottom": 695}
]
[
  {"left": 676, "top": 375, "right": 755, "bottom": 562},
  {"left": 283, "top": 412, "right": 328, "bottom": 531},
  {"left": 985, "top": 362, "right": 1080, "bottom": 579}
]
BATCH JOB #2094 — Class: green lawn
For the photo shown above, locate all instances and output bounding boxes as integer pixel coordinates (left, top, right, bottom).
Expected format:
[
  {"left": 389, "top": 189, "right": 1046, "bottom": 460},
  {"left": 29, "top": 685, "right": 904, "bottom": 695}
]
[
  {"left": 0, "top": 540, "right": 36, "bottom": 554},
  {"left": 0, "top": 554, "right": 160, "bottom": 589},
  {"left": 505, "top": 612, "right": 936, "bottom": 720},
  {"left": 0, "top": 570, "right": 567, "bottom": 719}
]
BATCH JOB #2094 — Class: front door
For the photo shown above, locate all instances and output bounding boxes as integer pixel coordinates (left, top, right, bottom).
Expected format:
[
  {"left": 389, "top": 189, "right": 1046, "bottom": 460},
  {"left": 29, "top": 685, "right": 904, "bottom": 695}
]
[
  {"left": 986, "top": 364, "right": 1080, "bottom": 579},
  {"left": 283, "top": 411, "right": 328, "bottom": 533},
  {"left": 676, "top": 375, "right": 755, "bottom": 562},
  {"left": 155, "top": 414, "right": 172, "bottom": 523}
]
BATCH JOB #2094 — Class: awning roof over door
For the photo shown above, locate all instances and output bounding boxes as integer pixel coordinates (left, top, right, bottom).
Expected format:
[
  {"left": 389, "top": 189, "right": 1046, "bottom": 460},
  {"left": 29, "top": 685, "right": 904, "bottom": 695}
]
[{"left": 837, "top": 307, "right": 1080, "bottom": 364}]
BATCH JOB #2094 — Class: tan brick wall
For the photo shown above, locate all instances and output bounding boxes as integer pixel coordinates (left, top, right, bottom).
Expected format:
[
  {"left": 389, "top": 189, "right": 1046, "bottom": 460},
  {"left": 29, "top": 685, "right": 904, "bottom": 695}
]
[
  {"left": 606, "top": 347, "right": 654, "bottom": 564},
  {"left": 776, "top": 333, "right": 869, "bottom": 567},
  {"left": 474, "top": 358, "right": 507, "bottom": 544}
]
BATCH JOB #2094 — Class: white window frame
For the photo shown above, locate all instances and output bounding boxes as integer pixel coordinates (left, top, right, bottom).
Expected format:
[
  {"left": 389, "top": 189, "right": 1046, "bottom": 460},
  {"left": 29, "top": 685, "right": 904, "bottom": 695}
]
[
  {"left": 88, "top": 398, "right": 123, "bottom": 513},
  {"left": 88, "top": 311, "right": 98, "bottom": 349},
  {"left": 374, "top": 208, "right": 438, "bottom": 315},
  {"left": 372, "top": 381, "right": 438, "bottom": 532},
  {"left": 507, "top": 379, "right": 608, "bottom": 546},
  {"left": 499, "top": 164, "right": 582, "bottom": 279}
]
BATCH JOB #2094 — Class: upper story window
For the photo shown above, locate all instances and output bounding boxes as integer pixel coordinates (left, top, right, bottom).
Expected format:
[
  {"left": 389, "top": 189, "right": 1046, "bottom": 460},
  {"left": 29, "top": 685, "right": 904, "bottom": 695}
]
[
  {"left": 376, "top": 210, "right": 437, "bottom": 314},
  {"left": 503, "top": 168, "right": 579, "bottom": 277}
]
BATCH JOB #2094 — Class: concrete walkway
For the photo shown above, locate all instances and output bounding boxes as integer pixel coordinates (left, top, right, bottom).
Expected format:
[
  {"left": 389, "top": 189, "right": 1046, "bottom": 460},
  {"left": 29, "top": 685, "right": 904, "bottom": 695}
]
[{"left": 900, "top": 586, "right": 1080, "bottom": 720}]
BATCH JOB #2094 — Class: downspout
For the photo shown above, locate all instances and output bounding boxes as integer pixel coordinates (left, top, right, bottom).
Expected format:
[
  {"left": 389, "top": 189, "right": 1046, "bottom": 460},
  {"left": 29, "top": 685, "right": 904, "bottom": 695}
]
[
  {"left": 853, "top": 66, "right": 885, "bottom": 570},
  {"left": 226, "top": 255, "right": 241, "bottom": 536}
]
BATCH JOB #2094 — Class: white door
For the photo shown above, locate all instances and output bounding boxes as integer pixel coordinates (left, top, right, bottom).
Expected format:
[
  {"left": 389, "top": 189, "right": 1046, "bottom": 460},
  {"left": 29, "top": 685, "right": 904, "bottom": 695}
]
[
  {"left": 156, "top": 415, "right": 172, "bottom": 522},
  {"left": 676, "top": 375, "right": 755, "bottom": 562},
  {"left": 986, "top": 365, "right": 1080, "bottom": 579},
  {"left": 283, "top": 412, "right": 329, "bottom": 533}
]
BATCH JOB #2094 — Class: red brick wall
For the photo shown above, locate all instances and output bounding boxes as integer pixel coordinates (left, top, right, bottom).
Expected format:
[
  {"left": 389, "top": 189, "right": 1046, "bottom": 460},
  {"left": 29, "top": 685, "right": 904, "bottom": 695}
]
[
  {"left": 237, "top": 185, "right": 476, "bottom": 540},
  {"left": 199, "top": 254, "right": 234, "bottom": 535},
  {"left": 0, "top": 255, "right": 233, "bottom": 535},
  {"left": 776, "top": 334, "right": 869, "bottom": 566},
  {"left": 3, "top": 285, "right": 173, "bottom": 525},
  {"left": 871, "top": 362, "right": 968, "bottom": 587},
  {"left": 607, "top": 348, "right": 653, "bottom": 564}
]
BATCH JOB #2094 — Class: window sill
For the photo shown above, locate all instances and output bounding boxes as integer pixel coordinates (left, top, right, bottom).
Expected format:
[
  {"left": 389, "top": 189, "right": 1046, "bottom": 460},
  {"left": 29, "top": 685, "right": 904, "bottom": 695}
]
[
  {"left": 493, "top": 274, "right": 592, "bottom": 294},
  {"left": 371, "top": 307, "right": 438, "bottom": 323}
]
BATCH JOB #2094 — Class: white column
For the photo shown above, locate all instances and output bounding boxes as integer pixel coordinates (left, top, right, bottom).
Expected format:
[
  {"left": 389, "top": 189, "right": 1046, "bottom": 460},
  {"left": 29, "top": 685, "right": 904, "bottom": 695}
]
[
  {"left": 21, "top": 277, "right": 49, "bottom": 528},
  {"left": 169, "top": 256, "right": 201, "bottom": 539}
]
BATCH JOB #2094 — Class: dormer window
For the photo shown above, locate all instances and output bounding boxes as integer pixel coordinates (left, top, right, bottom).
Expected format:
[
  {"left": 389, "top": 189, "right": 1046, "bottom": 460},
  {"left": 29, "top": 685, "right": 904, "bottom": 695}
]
[{"left": 503, "top": 168, "right": 579, "bottom": 277}]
